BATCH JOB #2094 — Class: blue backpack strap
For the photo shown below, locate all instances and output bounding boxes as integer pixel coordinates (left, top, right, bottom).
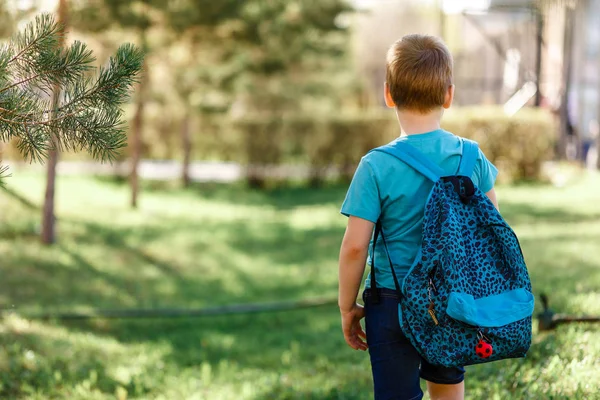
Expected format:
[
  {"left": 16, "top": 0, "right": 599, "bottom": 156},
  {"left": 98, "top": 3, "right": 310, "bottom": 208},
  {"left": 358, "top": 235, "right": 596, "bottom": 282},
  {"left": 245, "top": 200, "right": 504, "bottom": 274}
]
[
  {"left": 458, "top": 139, "right": 479, "bottom": 177},
  {"left": 372, "top": 142, "right": 444, "bottom": 182}
]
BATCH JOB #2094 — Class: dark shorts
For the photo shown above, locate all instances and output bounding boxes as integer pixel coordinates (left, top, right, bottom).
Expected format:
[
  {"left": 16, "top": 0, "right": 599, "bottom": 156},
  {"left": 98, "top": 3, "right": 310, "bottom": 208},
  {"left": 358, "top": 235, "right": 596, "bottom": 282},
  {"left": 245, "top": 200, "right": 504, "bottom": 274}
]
[{"left": 363, "top": 288, "right": 465, "bottom": 400}]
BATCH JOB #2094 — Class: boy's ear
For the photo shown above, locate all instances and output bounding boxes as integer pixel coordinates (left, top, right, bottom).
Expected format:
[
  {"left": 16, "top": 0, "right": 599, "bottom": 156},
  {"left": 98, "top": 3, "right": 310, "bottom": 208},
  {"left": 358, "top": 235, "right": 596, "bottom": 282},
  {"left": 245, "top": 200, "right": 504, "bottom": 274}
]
[
  {"left": 443, "top": 85, "right": 455, "bottom": 109},
  {"left": 384, "top": 82, "right": 396, "bottom": 109}
]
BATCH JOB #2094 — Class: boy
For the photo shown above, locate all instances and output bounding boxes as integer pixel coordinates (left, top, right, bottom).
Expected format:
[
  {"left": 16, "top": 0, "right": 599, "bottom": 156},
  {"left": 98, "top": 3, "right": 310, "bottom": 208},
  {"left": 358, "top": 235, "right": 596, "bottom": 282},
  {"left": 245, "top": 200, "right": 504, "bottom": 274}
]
[{"left": 338, "top": 34, "right": 499, "bottom": 400}]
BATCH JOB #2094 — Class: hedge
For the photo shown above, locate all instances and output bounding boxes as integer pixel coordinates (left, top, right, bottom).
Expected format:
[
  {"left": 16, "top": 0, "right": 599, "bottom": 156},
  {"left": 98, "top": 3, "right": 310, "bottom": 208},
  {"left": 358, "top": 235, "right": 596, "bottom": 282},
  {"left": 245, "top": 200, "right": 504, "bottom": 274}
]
[
  {"left": 442, "top": 106, "right": 556, "bottom": 183},
  {"left": 238, "top": 113, "right": 397, "bottom": 185},
  {"left": 235, "top": 106, "right": 556, "bottom": 187}
]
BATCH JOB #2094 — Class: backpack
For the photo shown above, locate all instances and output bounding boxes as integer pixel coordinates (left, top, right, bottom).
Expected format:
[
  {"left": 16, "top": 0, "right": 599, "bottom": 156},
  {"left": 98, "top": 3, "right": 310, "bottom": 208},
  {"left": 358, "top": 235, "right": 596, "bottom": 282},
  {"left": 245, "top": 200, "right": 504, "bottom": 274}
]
[{"left": 369, "top": 138, "right": 534, "bottom": 367}]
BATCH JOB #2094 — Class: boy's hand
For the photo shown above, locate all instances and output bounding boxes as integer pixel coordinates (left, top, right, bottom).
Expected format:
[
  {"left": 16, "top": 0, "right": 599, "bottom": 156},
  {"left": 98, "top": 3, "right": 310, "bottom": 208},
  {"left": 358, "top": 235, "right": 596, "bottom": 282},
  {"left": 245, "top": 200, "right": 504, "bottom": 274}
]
[{"left": 340, "top": 304, "right": 368, "bottom": 351}]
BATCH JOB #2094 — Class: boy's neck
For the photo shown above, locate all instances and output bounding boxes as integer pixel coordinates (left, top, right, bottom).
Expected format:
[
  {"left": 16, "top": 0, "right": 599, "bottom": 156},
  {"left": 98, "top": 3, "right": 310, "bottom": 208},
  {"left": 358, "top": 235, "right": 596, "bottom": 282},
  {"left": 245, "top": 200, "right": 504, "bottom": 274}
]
[{"left": 396, "top": 108, "right": 443, "bottom": 135}]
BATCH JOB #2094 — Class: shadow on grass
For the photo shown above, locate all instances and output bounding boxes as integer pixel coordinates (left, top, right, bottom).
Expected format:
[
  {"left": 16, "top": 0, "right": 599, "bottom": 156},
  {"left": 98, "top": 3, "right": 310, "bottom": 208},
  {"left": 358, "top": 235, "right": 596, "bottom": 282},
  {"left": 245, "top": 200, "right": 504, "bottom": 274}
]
[
  {"left": 1, "top": 176, "right": 344, "bottom": 309},
  {"left": 0, "top": 184, "right": 38, "bottom": 211},
  {"left": 0, "top": 215, "right": 343, "bottom": 312},
  {"left": 69, "top": 218, "right": 341, "bottom": 304}
]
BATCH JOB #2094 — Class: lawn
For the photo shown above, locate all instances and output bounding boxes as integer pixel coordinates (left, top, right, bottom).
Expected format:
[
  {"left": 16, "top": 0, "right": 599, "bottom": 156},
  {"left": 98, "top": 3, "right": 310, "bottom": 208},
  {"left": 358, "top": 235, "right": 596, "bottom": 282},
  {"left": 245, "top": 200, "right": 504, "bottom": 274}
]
[{"left": 0, "top": 170, "right": 599, "bottom": 399}]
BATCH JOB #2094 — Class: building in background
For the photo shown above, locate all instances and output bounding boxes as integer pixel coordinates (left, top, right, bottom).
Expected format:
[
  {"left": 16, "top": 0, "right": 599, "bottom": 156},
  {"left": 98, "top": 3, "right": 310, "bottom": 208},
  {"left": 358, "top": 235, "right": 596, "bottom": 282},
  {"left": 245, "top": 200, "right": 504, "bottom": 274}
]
[
  {"left": 353, "top": 0, "right": 598, "bottom": 164},
  {"left": 569, "top": 0, "right": 600, "bottom": 165}
]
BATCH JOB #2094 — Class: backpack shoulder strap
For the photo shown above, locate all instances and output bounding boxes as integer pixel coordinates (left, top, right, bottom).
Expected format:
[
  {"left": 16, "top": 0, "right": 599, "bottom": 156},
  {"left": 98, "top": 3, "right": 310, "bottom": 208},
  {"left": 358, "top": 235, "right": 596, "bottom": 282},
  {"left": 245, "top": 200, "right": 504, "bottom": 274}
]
[
  {"left": 369, "top": 220, "right": 402, "bottom": 304},
  {"left": 457, "top": 138, "right": 479, "bottom": 177},
  {"left": 371, "top": 141, "right": 444, "bottom": 182}
]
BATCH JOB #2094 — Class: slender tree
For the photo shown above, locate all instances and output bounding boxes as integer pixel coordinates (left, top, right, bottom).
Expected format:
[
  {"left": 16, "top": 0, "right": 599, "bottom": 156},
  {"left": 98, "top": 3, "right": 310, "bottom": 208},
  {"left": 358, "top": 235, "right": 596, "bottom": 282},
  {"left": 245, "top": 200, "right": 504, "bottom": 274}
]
[
  {"left": 40, "top": 0, "right": 68, "bottom": 244},
  {"left": 71, "top": 0, "right": 161, "bottom": 208},
  {"left": 180, "top": 85, "right": 192, "bottom": 186},
  {"left": 159, "top": 1, "right": 243, "bottom": 187},
  {"left": 170, "top": 37, "right": 235, "bottom": 188},
  {"left": 130, "top": 16, "right": 148, "bottom": 207}
]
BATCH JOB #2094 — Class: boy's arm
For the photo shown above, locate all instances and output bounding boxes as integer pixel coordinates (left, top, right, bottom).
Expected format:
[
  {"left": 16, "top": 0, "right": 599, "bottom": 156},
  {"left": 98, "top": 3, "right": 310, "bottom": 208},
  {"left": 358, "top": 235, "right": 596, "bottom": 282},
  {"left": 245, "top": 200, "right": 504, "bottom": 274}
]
[
  {"left": 338, "top": 216, "right": 374, "bottom": 311},
  {"left": 486, "top": 188, "right": 499, "bottom": 211},
  {"left": 338, "top": 156, "right": 380, "bottom": 350},
  {"left": 338, "top": 216, "right": 374, "bottom": 351}
]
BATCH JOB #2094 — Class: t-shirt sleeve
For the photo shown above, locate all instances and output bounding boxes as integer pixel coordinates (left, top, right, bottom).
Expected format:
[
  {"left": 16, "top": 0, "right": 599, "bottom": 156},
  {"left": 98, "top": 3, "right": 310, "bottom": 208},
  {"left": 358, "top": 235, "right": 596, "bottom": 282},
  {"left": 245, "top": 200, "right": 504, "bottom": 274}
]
[
  {"left": 473, "top": 148, "right": 498, "bottom": 193},
  {"left": 340, "top": 158, "right": 381, "bottom": 223}
]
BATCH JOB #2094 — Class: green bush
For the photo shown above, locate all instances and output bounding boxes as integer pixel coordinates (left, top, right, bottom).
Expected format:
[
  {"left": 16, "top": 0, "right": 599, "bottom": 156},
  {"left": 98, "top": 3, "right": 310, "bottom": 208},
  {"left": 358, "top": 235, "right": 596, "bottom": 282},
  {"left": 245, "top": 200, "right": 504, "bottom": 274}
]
[
  {"left": 442, "top": 106, "right": 556, "bottom": 182},
  {"left": 291, "top": 113, "right": 396, "bottom": 184},
  {"left": 235, "top": 107, "right": 556, "bottom": 186},
  {"left": 235, "top": 113, "right": 397, "bottom": 187},
  {"left": 236, "top": 117, "right": 286, "bottom": 188}
]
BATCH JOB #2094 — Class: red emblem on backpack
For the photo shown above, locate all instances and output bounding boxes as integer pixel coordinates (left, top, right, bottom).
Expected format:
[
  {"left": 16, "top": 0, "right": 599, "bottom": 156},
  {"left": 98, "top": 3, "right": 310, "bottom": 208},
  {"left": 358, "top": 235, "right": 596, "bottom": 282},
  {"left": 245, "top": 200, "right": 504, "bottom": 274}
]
[{"left": 475, "top": 335, "right": 493, "bottom": 358}]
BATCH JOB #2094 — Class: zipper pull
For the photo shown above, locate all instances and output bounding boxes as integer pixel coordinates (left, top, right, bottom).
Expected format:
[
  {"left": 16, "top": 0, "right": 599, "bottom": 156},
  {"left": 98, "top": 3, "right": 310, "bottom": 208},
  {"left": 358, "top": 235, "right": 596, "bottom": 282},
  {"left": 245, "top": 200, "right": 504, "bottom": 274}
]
[{"left": 428, "top": 301, "right": 439, "bottom": 325}]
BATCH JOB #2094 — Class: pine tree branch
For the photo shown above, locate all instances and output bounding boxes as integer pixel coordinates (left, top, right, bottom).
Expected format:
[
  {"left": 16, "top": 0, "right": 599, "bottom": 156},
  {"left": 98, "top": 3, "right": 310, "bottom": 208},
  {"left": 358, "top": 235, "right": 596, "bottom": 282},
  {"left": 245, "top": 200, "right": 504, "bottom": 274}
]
[
  {"left": 0, "top": 106, "right": 84, "bottom": 126},
  {"left": 0, "top": 105, "right": 46, "bottom": 118},
  {"left": 5, "top": 42, "right": 95, "bottom": 98},
  {"left": 0, "top": 73, "right": 44, "bottom": 94},
  {"left": 71, "top": 118, "right": 126, "bottom": 161},
  {"left": 0, "top": 13, "right": 143, "bottom": 172},
  {"left": 12, "top": 54, "right": 39, "bottom": 74},
  {"left": 13, "top": 121, "right": 47, "bottom": 164},
  {"left": 7, "top": 16, "right": 61, "bottom": 65},
  {"left": 0, "top": 115, "right": 18, "bottom": 125}
]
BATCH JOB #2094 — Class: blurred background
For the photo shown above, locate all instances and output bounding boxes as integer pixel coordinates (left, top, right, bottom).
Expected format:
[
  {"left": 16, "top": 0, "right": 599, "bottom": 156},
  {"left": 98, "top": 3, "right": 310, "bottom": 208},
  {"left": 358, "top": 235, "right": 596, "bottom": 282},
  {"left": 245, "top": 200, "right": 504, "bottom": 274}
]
[{"left": 0, "top": 0, "right": 599, "bottom": 399}]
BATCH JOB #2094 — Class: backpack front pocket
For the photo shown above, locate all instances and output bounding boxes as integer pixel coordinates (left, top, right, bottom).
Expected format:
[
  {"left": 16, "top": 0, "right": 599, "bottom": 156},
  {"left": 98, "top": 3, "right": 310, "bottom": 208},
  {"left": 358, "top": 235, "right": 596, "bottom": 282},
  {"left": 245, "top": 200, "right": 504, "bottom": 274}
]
[{"left": 446, "top": 289, "right": 534, "bottom": 328}]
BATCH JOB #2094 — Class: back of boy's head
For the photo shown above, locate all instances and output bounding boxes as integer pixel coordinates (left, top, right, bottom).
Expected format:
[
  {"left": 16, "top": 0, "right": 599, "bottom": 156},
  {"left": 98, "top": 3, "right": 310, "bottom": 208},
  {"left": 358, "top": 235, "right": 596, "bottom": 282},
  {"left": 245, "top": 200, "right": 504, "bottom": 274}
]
[{"left": 386, "top": 34, "right": 453, "bottom": 113}]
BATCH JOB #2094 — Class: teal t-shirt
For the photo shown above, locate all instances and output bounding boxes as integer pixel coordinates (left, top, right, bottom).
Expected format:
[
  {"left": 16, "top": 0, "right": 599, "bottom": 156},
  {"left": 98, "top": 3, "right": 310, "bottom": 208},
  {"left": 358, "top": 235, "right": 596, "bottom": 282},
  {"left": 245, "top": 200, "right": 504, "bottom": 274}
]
[{"left": 340, "top": 129, "right": 498, "bottom": 290}]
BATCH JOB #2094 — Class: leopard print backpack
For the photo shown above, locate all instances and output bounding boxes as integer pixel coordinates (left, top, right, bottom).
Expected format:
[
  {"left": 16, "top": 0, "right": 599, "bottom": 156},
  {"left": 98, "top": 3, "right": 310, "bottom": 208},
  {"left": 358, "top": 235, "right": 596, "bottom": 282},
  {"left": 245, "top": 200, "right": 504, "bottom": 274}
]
[{"left": 369, "top": 138, "right": 534, "bottom": 368}]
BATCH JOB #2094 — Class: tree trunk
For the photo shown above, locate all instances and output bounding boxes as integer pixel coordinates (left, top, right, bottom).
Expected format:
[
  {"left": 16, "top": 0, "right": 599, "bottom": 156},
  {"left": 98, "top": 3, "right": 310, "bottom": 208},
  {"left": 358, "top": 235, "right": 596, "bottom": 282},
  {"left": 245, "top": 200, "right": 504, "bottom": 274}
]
[
  {"left": 41, "top": 0, "right": 68, "bottom": 245},
  {"left": 534, "top": 9, "right": 544, "bottom": 107},
  {"left": 130, "top": 28, "right": 147, "bottom": 208},
  {"left": 181, "top": 106, "right": 192, "bottom": 188},
  {"left": 558, "top": 6, "right": 574, "bottom": 160}
]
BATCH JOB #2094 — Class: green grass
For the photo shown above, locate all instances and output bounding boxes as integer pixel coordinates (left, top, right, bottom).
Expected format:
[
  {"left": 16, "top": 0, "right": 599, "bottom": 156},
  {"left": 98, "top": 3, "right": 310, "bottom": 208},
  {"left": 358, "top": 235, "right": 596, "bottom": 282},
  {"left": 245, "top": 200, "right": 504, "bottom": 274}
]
[{"left": 1, "top": 170, "right": 600, "bottom": 399}]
